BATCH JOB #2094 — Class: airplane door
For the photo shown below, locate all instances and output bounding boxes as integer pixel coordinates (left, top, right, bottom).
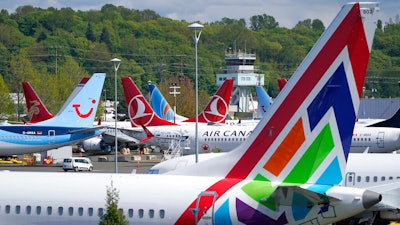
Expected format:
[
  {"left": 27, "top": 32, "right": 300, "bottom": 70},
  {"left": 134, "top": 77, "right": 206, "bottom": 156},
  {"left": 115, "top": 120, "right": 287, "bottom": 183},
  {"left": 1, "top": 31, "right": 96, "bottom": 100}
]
[
  {"left": 190, "top": 191, "right": 218, "bottom": 225},
  {"left": 48, "top": 130, "right": 55, "bottom": 144},
  {"left": 344, "top": 172, "right": 355, "bottom": 187},
  {"left": 376, "top": 132, "right": 384, "bottom": 148}
]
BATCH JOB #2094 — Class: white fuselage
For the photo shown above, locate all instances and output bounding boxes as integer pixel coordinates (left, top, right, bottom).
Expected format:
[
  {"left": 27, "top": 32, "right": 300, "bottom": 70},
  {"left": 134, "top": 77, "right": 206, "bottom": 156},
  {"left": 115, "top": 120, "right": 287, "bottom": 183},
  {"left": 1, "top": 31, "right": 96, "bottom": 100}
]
[
  {"left": 0, "top": 171, "right": 378, "bottom": 225},
  {"left": 351, "top": 126, "right": 400, "bottom": 153},
  {"left": 116, "top": 122, "right": 400, "bottom": 154}
]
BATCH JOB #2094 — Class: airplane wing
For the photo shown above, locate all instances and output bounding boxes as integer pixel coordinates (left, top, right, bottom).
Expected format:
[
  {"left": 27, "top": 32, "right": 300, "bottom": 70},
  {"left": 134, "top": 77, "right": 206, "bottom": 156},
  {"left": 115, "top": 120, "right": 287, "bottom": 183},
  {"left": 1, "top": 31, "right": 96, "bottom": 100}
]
[
  {"left": 264, "top": 186, "right": 339, "bottom": 209},
  {"left": 101, "top": 127, "right": 139, "bottom": 144},
  {"left": 67, "top": 125, "right": 105, "bottom": 134}
]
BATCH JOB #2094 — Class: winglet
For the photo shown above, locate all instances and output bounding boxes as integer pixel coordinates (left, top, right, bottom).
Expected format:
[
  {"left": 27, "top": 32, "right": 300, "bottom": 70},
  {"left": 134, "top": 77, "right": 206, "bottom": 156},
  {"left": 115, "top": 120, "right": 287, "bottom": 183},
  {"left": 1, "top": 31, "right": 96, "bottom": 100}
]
[
  {"left": 183, "top": 79, "right": 234, "bottom": 124},
  {"left": 139, "top": 125, "right": 155, "bottom": 143}
]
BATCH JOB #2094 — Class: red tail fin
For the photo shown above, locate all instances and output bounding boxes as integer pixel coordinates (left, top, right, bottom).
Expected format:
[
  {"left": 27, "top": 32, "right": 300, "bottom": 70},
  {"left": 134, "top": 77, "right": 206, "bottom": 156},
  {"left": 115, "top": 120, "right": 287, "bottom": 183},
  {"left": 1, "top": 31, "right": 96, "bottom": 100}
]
[
  {"left": 22, "top": 81, "right": 54, "bottom": 123},
  {"left": 277, "top": 78, "right": 287, "bottom": 91},
  {"left": 183, "top": 79, "right": 233, "bottom": 124},
  {"left": 121, "top": 77, "right": 177, "bottom": 127}
]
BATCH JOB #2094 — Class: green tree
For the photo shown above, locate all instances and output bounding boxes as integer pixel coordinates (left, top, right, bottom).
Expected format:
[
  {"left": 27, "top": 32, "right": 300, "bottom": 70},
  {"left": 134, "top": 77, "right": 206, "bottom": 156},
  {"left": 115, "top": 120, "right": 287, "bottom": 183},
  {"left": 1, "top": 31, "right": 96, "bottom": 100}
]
[
  {"left": 99, "top": 180, "right": 128, "bottom": 225},
  {"left": 86, "top": 23, "right": 96, "bottom": 42},
  {"left": 0, "top": 75, "right": 15, "bottom": 119},
  {"left": 250, "top": 14, "right": 278, "bottom": 31}
]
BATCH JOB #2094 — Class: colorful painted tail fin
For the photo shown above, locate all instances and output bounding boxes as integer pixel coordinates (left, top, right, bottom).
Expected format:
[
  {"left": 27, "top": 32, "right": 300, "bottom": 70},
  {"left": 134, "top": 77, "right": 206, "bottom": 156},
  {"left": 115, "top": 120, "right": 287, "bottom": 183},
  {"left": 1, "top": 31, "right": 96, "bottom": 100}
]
[
  {"left": 22, "top": 81, "right": 54, "bottom": 123},
  {"left": 173, "top": 2, "right": 379, "bottom": 185},
  {"left": 121, "top": 77, "right": 177, "bottom": 127},
  {"left": 37, "top": 73, "right": 105, "bottom": 128},
  {"left": 183, "top": 79, "right": 234, "bottom": 124},
  {"left": 256, "top": 86, "right": 273, "bottom": 117},
  {"left": 148, "top": 83, "right": 188, "bottom": 121}
]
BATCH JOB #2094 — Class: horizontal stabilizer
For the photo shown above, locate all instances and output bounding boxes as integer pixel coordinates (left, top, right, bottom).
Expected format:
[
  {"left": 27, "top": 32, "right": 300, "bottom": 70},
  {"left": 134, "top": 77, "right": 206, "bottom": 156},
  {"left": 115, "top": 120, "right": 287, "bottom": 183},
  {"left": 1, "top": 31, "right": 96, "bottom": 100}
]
[{"left": 264, "top": 186, "right": 339, "bottom": 208}]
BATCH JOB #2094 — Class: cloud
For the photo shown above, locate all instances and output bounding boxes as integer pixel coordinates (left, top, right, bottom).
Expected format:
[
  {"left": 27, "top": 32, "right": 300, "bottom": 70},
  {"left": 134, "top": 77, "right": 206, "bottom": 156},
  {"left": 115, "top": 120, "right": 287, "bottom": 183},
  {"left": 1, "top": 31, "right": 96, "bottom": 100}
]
[{"left": 3, "top": 1, "right": 399, "bottom": 28}]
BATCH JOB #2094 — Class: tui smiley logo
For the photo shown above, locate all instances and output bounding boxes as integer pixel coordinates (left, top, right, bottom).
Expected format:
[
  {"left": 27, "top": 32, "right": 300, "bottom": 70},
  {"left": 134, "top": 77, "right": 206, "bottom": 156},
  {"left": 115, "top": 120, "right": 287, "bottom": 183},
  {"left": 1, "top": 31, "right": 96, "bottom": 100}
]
[{"left": 72, "top": 99, "right": 96, "bottom": 118}]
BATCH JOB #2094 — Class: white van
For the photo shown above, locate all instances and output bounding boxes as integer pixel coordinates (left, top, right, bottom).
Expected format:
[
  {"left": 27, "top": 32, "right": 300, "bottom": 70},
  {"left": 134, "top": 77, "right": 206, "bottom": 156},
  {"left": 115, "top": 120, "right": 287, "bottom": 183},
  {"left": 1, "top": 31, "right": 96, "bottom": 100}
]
[{"left": 62, "top": 157, "right": 93, "bottom": 172}]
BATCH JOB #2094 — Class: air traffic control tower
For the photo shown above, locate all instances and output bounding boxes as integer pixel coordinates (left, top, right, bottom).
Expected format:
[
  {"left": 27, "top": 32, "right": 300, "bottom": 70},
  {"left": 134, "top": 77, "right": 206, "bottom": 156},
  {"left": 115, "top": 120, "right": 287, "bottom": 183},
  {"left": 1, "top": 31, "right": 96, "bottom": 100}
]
[{"left": 216, "top": 49, "right": 264, "bottom": 118}]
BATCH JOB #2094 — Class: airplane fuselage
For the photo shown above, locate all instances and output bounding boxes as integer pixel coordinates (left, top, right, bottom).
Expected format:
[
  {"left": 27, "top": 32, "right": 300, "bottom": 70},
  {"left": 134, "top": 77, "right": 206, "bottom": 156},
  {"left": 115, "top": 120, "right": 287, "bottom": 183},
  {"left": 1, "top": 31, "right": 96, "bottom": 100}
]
[
  {"left": 0, "top": 126, "right": 101, "bottom": 155},
  {"left": 351, "top": 126, "right": 400, "bottom": 153},
  {"left": 0, "top": 171, "right": 378, "bottom": 225}
]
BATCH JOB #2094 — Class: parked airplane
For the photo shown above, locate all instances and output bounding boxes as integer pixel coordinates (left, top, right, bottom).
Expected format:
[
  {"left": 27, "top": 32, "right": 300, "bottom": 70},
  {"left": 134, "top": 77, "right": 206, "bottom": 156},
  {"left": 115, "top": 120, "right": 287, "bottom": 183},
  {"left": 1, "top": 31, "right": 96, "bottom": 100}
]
[
  {"left": 122, "top": 76, "right": 258, "bottom": 154},
  {"left": 22, "top": 80, "right": 138, "bottom": 153},
  {"left": 149, "top": 152, "right": 400, "bottom": 223},
  {"left": 0, "top": 73, "right": 105, "bottom": 155},
  {"left": 0, "top": 2, "right": 380, "bottom": 225}
]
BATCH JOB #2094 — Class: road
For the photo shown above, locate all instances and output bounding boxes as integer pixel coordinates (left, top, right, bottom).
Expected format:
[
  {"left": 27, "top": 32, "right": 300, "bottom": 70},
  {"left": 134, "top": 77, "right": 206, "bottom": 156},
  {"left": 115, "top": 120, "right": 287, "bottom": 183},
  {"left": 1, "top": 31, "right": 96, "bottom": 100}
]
[{"left": 0, "top": 154, "right": 161, "bottom": 174}]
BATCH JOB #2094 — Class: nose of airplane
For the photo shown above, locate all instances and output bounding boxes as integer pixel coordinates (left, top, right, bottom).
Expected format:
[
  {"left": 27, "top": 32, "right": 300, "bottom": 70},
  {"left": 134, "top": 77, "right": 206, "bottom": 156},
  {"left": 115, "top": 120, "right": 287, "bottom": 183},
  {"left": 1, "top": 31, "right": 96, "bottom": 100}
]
[{"left": 362, "top": 190, "right": 382, "bottom": 209}]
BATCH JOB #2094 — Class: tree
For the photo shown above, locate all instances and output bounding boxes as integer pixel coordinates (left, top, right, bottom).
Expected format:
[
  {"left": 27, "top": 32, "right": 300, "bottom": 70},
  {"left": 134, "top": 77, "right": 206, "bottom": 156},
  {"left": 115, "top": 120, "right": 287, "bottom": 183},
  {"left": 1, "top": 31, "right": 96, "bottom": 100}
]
[
  {"left": 250, "top": 14, "right": 278, "bottom": 31},
  {"left": 86, "top": 23, "right": 96, "bottom": 42},
  {"left": 99, "top": 180, "right": 128, "bottom": 225},
  {"left": 0, "top": 75, "right": 15, "bottom": 119}
]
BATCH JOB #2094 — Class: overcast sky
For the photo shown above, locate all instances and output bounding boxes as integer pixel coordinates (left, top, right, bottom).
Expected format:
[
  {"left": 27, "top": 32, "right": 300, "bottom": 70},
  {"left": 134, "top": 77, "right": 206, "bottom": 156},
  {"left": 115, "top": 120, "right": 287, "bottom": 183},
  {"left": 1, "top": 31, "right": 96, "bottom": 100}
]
[{"left": 2, "top": 1, "right": 399, "bottom": 28}]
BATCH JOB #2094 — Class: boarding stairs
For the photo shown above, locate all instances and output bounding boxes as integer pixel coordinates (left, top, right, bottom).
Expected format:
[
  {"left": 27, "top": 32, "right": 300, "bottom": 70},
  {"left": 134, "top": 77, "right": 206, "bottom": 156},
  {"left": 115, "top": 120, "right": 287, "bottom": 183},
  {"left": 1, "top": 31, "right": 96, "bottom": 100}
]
[{"left": 162, "top": 136, "right": 189, "bottom": 161}]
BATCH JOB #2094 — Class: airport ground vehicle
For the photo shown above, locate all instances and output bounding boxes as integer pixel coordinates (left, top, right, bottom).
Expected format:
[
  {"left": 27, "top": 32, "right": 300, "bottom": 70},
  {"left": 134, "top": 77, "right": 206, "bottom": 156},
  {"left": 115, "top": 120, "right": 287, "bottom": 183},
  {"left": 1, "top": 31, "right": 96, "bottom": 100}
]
[{"left": 62, "top": 157, "right": 93, "bottom": 172}]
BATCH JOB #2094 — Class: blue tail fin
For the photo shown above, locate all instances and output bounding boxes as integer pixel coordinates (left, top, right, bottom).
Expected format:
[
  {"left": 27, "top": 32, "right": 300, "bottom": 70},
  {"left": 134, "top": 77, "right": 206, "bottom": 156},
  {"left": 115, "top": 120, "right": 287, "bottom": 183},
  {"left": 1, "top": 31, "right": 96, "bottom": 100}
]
[
  {"left": 37, "top": 73, "right": 105, "bottom": 128},
  {"left": 255, "top": 86, "right": 273, "bottom": 117}
]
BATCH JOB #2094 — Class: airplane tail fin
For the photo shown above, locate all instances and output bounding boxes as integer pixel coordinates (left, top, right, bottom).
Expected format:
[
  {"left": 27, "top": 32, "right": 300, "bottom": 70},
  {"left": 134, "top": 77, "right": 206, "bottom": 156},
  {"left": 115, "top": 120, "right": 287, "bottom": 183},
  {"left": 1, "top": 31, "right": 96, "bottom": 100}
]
[
  {"left": 367, "top": 107, "right": 400, "bottom": 128},
  {"left": 183, "top": 79, "right": 233, "bottom": 124},
  {"left": 149, "top": 83, "right": 188, "bottom": 121},
  {"left": 255, "top": 86, "right": 273, "bottom": 117},
  {"left": 277, "top": 78, "right": 287, "bottom": 91},
  {"left": 37, "top": 73, "right": 105, "bottom": 128},
  {"left": 121, "top": 77, "right": 177, "bottom": 127},
  {"left": 174, "top": 2, "right": 379, "bottom": 187},
  {"left": 22, "top": 81, "right": 54, "bottom": 123}
]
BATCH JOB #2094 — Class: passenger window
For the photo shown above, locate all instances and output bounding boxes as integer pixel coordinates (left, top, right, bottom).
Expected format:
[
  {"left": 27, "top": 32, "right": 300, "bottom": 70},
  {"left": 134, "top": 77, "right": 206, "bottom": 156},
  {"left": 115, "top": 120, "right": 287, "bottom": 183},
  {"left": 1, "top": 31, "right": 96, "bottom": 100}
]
[
  {"left": 128, "top": 209, "right": 134, "bottom": 218},
  {"left": 78, "top": 207, "right": 83, "bottom": 216},
  {"left": 357, "top": 176, "right": 361, "bottom": 182},
  {"left": 373, "top": 176, "right": 377, "bottom": 182},
  {"left": 36, "top": 206, "right": 41, "bottom": 215},
  {"left": 15, "top": 205, "right": 21, "bottom": 214},
  {"left": 159, "top": 209, "right": 165, "bottom": 219},
  {"left": 389, "top": 176, "right": 393, "bottom": 180},
  {"left": 366, "top": 176, "right": 370, "bottom": 182},
  {"left": 68, "top": 207, "right": 73, "bottom": 216},
  {"left": 348, "top": 176, "right": 353, "bottom": 183},
  {"left": 149, "top": 209, "right": 154, "bottom": 218},
  {"left": 118, "top": 208, "right": 123, "bottom": 215},
  {"left": 138, "top": 209, "right": 144, "bottom": 218},
  {"left": 5, "top": 205, "right": 10, "bottom": 214},
  {"left": 58, "top": 207, "right": 63, "bottom": 216},
  {"left": 26, "top": 206, "right": 31, "bottom": 215},
  {"left": 98, "top": 208, "right": 104, "bottom": 216},
  {"left": 47, "top": 206, "right": 52, "bottom": 215},
  {"left": 88, "top": 207, "right": 93, "bottom": 216}
]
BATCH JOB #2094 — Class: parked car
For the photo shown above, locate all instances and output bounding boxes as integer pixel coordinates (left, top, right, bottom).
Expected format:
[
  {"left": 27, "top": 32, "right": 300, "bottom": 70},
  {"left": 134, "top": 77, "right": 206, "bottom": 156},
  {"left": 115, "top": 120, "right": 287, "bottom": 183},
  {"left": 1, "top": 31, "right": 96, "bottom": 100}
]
[{"left": 62, "top": 157, "right": 93, "bottom": 172}]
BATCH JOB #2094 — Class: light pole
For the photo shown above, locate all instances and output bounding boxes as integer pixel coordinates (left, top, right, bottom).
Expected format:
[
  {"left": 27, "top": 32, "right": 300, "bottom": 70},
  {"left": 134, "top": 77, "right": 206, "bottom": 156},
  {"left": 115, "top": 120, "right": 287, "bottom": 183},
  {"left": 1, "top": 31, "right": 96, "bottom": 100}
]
[
  {"left": 111, "top": 58, "right": 121, "bottom": 173},
  {"left": 188, "top": 23, "right": 203, "bottom": 163},
  {"left": 169, "top": 83, "right": 180, "bottom": 124}
]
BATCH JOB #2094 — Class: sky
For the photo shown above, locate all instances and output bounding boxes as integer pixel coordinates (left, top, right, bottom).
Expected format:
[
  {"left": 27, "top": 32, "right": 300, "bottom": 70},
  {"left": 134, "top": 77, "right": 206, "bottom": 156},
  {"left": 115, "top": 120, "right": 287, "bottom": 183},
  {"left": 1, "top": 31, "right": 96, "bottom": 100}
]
[{"left": 2, "top": 0, "right": 399, "bottom": 28}]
